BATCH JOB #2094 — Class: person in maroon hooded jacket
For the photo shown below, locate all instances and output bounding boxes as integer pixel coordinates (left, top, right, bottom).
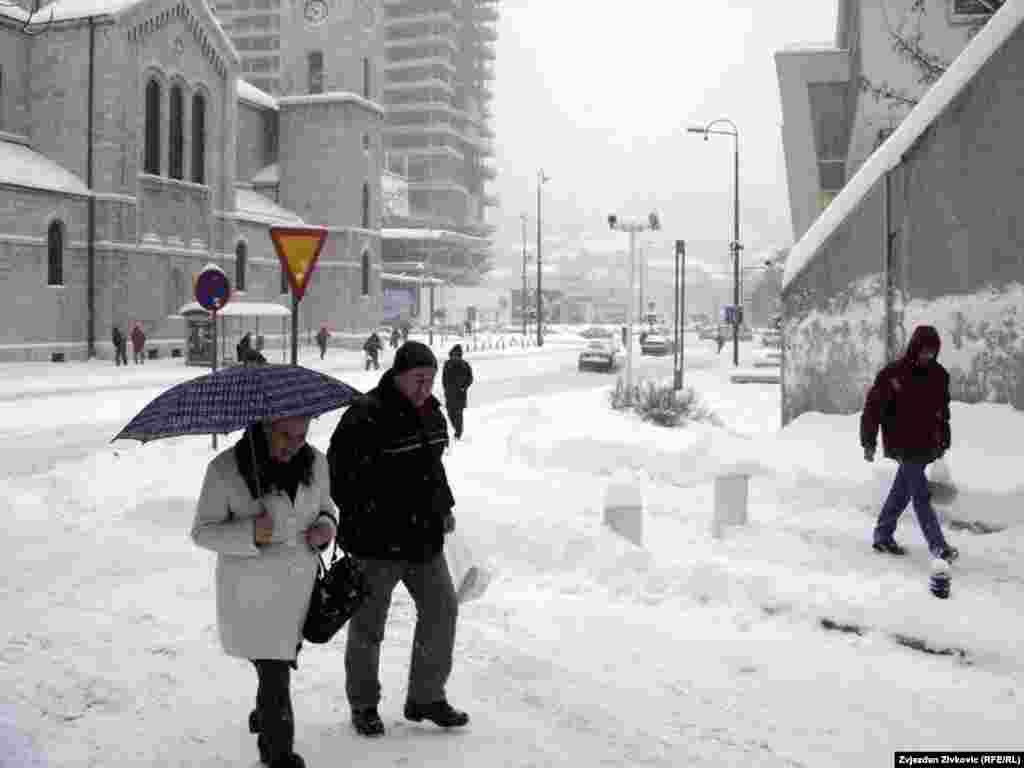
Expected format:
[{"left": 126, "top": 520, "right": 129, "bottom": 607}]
[{"left": 860, "top": 325, "right": 958, "bottom": 563}]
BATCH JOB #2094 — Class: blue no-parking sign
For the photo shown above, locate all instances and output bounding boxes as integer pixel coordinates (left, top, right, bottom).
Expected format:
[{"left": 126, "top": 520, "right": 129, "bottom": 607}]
[{"left": 194, "top": 264, "right": 231, "bottom": 312}]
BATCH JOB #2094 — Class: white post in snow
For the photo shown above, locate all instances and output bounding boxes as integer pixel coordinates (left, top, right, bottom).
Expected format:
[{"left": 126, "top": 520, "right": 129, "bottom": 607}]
[
  {"left": 712, "top": 473, "right": 749, "bottom": 538},
  {"left": 603, "top": 479, "right": 643, "bottom": 547}
]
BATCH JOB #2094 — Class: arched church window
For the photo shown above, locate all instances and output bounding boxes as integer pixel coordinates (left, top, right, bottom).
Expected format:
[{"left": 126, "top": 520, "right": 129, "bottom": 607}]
[
  {"left": 191, "top": 92, "right": 206, "bottom": 184},
  {"left": 47, "top": 220, "right": 64, "bottom": 286},
  {"left": 144, "top": 79, "right": 161, "bottom": 174},
  {"left": 236, "top": 241, "right": 247, "bottom": 291}
]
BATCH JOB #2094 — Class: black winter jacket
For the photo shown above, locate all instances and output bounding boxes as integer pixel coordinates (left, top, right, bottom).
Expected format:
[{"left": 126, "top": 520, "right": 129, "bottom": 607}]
[
  {"left": 327, "top": 370, "right": 454, "bottom": 562},
  {"left": 442, "top": 357, "right": 473, "bottom": 409}
]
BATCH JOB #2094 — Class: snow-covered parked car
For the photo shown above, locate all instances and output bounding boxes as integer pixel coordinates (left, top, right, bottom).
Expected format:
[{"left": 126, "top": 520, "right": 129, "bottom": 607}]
[
  {"left": 640, "top": 333, "right": 671, "bottom": 356},
  {"left": 578, "top": 339, "right": 621, "bottom": 372}
]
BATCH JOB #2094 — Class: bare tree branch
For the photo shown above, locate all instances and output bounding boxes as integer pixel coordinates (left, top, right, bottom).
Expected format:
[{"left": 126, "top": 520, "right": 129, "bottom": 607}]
[
  {"left": 858, "top": 76, "right": 919, "bottom": 108},
  {"left": 0, "top": 0, "right": 56, "bottom": 36}
]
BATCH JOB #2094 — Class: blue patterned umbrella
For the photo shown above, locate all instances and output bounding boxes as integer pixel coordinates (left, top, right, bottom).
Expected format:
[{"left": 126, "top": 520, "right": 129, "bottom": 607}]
[{"left": 112, "top": 364, "right": 361, "bottom": 444}]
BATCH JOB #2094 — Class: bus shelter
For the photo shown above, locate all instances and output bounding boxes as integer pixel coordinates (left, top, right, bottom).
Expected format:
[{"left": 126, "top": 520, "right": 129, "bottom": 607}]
[{"left": 179, "top": 301, "right": 291, "bottom": 367}]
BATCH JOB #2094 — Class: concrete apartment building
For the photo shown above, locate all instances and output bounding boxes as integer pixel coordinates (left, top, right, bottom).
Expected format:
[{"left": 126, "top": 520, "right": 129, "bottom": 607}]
[
  {"left": 379, "top": 0, "right": 498, "bottom": 294},
  {"left": 0, "top": 0, "right": 385, "bottom": 361}
]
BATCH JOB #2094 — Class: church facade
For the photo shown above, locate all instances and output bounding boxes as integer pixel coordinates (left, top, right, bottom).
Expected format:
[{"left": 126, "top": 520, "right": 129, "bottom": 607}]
[{"left": 0, "top": 0, "right": 385, "bottom": 361}]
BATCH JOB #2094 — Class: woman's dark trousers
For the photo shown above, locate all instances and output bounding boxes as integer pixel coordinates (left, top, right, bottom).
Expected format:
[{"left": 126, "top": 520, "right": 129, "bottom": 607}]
[{"left": 251, "top": 659, "right": 294, "bottom": 763}]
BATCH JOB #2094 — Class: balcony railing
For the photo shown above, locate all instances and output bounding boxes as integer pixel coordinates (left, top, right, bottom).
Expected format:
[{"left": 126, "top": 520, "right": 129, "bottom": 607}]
[{"left": 383, "top": 77, "right": 455, "bottom": 93}]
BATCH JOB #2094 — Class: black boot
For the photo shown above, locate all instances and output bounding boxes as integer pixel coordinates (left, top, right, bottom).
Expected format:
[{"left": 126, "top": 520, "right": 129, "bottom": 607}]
[
  {"left": 404, "top": 699, "right": 470, "bottom": 728},
  {"left": 351, "top": 707, "right": 385, "bottom": 737},
  {"left": 269, "top": 754, "right": 306, "bottom": 768},
  {"left": 873, "top": 540, "right": 907, "bottom": 556}
]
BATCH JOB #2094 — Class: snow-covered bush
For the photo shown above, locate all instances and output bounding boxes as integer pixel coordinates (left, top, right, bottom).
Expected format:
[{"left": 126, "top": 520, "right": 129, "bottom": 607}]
[{"left": 609, "top": 378, "right": 720, "bottom": 427}]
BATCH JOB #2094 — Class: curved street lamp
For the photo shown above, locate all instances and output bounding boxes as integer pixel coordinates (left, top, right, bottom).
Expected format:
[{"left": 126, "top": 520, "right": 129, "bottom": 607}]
[
  {"left": 536, "top": 169, "right": 551, "bottom": 347},
  {"left": 687, "top": 118, "right": 742, "bottom": 366}
]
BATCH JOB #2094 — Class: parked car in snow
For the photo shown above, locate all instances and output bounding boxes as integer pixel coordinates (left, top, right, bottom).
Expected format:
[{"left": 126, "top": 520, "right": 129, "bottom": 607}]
[
  {"left": 640, "top": 332, "right": 671, "bottom": 356},
  {"left": 580, "top": 326, "right": 615, "bottom": 340},
  {"left": 578, "top": 339, "right": 621, "bottom": 372}
]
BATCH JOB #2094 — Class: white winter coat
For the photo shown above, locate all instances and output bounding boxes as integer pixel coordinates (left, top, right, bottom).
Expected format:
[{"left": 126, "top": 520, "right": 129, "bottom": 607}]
[{"left": 190, "top": 446, "right": 338, "bottom": 661}]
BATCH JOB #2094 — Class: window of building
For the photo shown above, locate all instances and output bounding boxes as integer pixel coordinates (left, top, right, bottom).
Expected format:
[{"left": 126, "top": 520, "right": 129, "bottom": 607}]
[
  {"left": 47, "top": 220, "right": 64, "bottom": 286},
  {"left": 144, "top": 78, "right": 161, "bottom": 174},
  {"left": 191, "top": 92, "right": 206, "bottom": 184},
  {"left": 361, "top": 182, "right": 370, "bottom": 228},
  {"left": 168, "top": 84, "right": 184, "bottom": 180},
  {"left": 362, "top": 57, "right": 372, "bottom": 99},
  {"left": 361, "top": 251, "right": 370, "bottom": 296},
  {"left": 362, "top": 133, "right": 371, "bottom": 154},
  {"left": 308, "top": 50, "right": 324, "bottom": 94},
  {"left": 235, "top": 241, "right": 247, "bottom": 291},
  {"left": 951, "top": 0, "right": 1000, "bottom": 21}
]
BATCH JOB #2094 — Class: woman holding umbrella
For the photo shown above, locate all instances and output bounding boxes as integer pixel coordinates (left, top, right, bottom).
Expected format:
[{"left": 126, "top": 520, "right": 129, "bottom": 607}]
[
  {"left": 115, "top": 363, "right": 360, "bottom": 767},
  {"left": 191, "top": 416, "right": 336, "bottom": 768}
]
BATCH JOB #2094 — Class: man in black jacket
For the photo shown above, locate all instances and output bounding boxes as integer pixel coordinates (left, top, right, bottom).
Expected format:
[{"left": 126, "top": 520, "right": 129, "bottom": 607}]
[
  {"left": 442, "top": 345, "right": 473, "bottom": 440},
  {"left": 327, "top": 341, "right": 468, "bottom": 738}
]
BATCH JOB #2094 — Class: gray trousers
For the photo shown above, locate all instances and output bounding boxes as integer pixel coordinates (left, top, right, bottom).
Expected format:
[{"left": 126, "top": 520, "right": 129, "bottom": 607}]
[{"left": 345, "top": 553, "right": 458, "bottom": 710}]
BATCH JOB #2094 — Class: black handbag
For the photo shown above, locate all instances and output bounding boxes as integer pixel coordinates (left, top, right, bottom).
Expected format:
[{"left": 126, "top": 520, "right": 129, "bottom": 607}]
[{"left": 303, "top": 541, "right": 371, "bottom": 644}]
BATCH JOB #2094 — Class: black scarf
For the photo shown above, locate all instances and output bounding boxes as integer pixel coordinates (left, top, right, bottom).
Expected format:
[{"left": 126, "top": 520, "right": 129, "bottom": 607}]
[{"left": 234, "top": 424, "right": 314, "bottom": 503}]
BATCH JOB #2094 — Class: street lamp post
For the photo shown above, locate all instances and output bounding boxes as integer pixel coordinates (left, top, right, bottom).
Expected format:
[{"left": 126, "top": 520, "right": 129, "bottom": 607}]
[
  {"left": 520, "top": 212, "right": 528, "bottom": 340},
  {"left": 673, "top": 239, "right": 685, "bottom": 391},
  {"left": 687, "top": 119, "right": 741, "bottom": 366},
  {"left": 536, "top": 169, "right": 550, "bottom": 347},
  {"left": 608, "top": 212, "right": 661, "bottom": 404}
]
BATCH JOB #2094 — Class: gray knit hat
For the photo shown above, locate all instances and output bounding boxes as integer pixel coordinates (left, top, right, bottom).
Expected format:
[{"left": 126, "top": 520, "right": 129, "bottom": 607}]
[{"left": 393, "top": 340, "right": 438, "bottom": 373}]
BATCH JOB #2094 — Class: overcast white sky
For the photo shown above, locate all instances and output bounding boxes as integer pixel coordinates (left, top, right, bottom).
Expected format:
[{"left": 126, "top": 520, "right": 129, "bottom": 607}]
[{"left": 485, "top": 0, "right": 838, "bottom": 283}]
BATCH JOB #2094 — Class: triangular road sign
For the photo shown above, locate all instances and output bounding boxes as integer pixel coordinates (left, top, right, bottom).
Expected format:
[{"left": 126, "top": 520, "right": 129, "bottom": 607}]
[{"left": 269, "top": 226, "right": 328, "bottom": 301}]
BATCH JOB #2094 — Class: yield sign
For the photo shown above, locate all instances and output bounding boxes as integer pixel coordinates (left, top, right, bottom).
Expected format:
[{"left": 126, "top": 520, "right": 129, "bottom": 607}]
[{"left": 269, "top": 226, "right": 328, "bottom": 301}]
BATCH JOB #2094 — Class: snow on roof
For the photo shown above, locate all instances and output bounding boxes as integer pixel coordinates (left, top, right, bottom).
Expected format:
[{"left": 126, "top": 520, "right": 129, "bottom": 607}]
[
  {"left": 277, "top": 91, "right": 385, "bottom": 117},
  {"left": 179, "top": 301, "right": 291, "bottom": 317},
  {"left": 234, "top": 187, "right": 302, "bottom": 225},
  {"left": 381, "top": 227, "right": 490, "bottom": 243},
  {"left": 783, "top": 0, "right": 1024, "bottom": 292},
  {"left": 237, "top": 80, "right": 278, "bottom": 111},
  {"left": 777, "top": 42, "right": 842, "bottom": 54},
  {"left": 251, "top": 163, "right": 279, "bottom": 186},
  {"left": 33, "top": 0, "right": 141, "bottom": 22},
  {"left": 0, "top": 4, "right": 30, "bottom": 21},
  {"left": 0, "top": 138, "right": 91, "bottom": 197}
]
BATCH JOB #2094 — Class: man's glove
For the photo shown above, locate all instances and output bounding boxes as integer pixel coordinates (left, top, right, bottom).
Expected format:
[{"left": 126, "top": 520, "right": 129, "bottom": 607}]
[
  {"left": 442, "top": 513, "right": 456, "bottom": 534},
  {"left": 864, "top": 445, "right": 876, "bottom": 463}
]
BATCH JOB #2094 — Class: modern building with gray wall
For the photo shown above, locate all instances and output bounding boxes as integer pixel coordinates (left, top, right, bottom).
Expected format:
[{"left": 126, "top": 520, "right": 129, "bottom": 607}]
[{"left": 779, "top": 2, "right": 1024, "bottom": 425}]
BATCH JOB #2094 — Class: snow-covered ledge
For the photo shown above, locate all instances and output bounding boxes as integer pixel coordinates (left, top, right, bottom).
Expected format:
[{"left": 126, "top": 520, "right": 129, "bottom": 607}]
[
  {"left": 0, "top": 131, "right": 31, "bottom": 147},
  {"left": 277, "top": 91, "right": 385, "bottom": 118}
]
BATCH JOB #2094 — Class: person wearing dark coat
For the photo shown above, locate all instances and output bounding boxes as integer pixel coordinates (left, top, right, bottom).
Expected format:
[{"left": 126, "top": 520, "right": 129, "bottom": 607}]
[
  {"left": 238, "top": 332, "right": 253, "bottom": 363},
  {"left": 327, "top": 341, "right": 468, "bottom": 738},
  {"left": 390, "top": 328, "right": 401, "bottom": 349},
  {"left": 112, "top": 326, "right": 128, "bottom": 366},
  {"left": 441, "top": 345, "right": 473, "bottom": 440},
  {"left": 363, "top": 332, "right": 383, "bottom": 370},
  {"left": 316, "top": 326, "right": 330, "bottom": 360},
  {"left": 861, "top": 325, "right": 958, "bottom": 562}
]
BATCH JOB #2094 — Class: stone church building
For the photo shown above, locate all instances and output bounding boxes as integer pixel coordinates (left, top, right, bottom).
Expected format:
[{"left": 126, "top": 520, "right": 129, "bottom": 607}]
[{"left": 0, "top": 0, "right": 385, "bottom": 361}]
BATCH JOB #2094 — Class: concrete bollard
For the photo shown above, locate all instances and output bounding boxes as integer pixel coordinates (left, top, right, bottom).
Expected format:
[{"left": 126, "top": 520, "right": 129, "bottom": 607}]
[
  {"left": 711, "top": 473, "right": 749, "bottom": 538},
  {"left": 603, "top": 481, "right": 643, "bottom": 546}
]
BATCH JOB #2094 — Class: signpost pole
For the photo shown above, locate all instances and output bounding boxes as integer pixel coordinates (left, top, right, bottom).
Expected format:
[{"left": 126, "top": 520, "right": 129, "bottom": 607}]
[
  {"left": 211, "top": 308, "right": 218, "bottom": 450},
  {"left": 291, "top": 293, "right": 299, "bottom": 365}
]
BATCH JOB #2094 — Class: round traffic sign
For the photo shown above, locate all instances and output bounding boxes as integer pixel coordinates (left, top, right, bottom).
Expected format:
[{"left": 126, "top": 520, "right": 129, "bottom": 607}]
[{"left": 195, "top": 265, "right": 231, "bottom": 312}]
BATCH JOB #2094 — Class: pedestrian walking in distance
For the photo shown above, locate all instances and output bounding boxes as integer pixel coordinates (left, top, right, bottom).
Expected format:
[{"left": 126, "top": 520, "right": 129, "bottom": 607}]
[
  {"left": 327, "top": 340, "right": 469, "bottom": 738},
  {"left": 112, "top": 326, "right": 128, "bottom": 366},
  {"left": 442, "top": 345, "right": 473, "bottom": 441},
  {"left": 130, "top": 322, "right": 147, "bottom": 364},
  {"left": 861, "top": 325, "right": 959, "bottom": 563},
  {"left": 363, "top": 331, "right": 383, "bottom": 371},
  {"left": 191, "top": 417, "right": 338, "bottom": 768},
  {"left": 316, "top": 325, "right": 330, "bottom": 360}
]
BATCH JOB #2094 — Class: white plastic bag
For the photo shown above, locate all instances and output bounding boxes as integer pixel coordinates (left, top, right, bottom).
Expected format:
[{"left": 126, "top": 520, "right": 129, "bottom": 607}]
[
  {"left": 927, "top": 457, "right": 957, "bottom": 505},
  {"left": 444, "top": 529, "right": 492, "bottom": 604}
]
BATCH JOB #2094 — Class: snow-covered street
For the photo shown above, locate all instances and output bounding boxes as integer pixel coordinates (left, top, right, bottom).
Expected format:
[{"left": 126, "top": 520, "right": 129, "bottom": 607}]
[{"left": 1, "top": 338, "right": 1021, "bottom": 767}]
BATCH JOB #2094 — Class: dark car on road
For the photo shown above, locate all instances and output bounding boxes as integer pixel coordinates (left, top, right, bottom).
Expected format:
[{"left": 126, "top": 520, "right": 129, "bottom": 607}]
[
  {"left": 578, "top": 339, "right": 621, "bottom": 372},
  {"left": 640, "top": 332, "right": 672, "bottom": 356}
]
